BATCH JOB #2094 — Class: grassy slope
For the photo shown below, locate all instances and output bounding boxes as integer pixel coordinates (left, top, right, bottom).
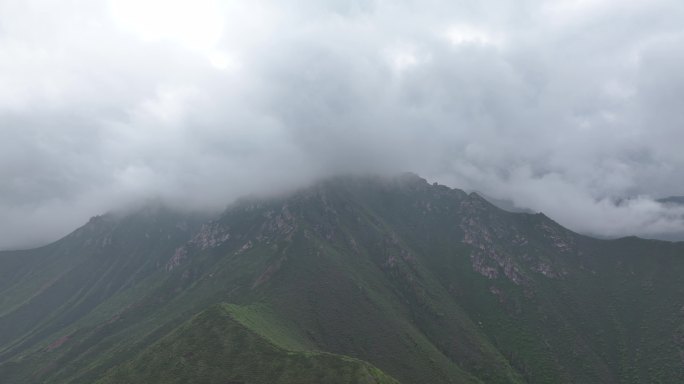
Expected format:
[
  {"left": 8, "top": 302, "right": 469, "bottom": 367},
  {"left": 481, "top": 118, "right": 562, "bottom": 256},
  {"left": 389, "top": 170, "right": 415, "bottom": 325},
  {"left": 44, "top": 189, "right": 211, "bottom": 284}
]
[
  {"left": 0, "top": 174, "right": 682, "bottom": 384},
  {"left": 257, "top": 175, "right": 684, "bottom": 383},
  {"left": 96, "top": 303, "right": 399, "bottom": 384},
  {"left": 0, "top": 207, "right": 206, "bottom": 383}
]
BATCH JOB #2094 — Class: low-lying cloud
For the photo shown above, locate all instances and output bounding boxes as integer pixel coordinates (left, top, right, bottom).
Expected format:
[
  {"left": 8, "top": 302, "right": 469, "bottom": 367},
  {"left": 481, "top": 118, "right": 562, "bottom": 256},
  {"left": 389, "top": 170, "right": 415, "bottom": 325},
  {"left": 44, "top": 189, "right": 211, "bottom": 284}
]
[{"left": 2, "top": 0, "right": 684, "bottom": 249}]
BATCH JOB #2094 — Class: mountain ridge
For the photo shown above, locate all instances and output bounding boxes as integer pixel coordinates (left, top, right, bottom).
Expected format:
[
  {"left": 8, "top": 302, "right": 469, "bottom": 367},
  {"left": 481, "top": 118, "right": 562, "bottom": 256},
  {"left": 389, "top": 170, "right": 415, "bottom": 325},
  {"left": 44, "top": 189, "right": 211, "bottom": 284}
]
[{"left": 1, "top": 173, "right": 683, "bottom": 383}]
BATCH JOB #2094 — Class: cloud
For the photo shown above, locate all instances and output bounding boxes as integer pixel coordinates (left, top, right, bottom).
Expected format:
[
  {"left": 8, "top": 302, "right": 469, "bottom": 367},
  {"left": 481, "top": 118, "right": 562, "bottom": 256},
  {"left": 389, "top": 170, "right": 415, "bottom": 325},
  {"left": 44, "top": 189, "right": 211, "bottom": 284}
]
[{"left": 1, "top": 0, "right": 684, "bottom": 249}]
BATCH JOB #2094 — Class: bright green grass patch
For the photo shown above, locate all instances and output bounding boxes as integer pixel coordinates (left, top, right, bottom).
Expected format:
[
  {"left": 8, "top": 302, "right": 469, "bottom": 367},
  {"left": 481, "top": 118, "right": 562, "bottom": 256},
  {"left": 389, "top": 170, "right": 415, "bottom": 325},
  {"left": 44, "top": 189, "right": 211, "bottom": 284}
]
[
  {"left": 223, "top": 302, "right": 313, "bottom": 351},
  {"left": 96, "top": 303, "right": 400, "bottom": 384}
]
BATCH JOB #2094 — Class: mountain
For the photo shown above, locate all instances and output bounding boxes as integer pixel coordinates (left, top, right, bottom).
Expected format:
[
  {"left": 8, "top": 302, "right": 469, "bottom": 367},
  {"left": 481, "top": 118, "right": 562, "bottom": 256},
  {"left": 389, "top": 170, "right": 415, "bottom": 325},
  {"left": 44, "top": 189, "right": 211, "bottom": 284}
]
[
  {"left": 96, "top": 303, "right": 398, "bottom": 384},
  {"left": 1, "top": 173, "right": 683, "bottom": 383},
  {"left": 658, "top": 196, "right": 684, "bottom": 206}
]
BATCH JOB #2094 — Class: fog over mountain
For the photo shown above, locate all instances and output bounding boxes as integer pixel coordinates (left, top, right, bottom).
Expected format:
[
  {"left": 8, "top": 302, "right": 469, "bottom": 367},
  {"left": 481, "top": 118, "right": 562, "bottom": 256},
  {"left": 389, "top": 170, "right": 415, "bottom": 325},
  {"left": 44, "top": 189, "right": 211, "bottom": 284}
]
[{"left": 2, "top": 0, "right": 684, "bottom": 249}]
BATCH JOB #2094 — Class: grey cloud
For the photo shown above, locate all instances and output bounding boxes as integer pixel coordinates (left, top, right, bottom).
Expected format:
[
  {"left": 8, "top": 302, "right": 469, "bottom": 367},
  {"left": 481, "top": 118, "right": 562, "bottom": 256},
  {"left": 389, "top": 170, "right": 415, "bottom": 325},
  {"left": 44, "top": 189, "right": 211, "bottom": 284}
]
[{"left": 1, "top": 0, "right": 684, "bottom": 249}]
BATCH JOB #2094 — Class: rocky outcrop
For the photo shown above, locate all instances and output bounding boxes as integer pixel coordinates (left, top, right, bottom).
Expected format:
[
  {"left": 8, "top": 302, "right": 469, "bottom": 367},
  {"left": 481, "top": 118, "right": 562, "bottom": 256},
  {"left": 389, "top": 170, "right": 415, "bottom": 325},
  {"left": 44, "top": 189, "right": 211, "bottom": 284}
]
[{"left": 166, "top": 222, "right": 231, "bottom": 271}]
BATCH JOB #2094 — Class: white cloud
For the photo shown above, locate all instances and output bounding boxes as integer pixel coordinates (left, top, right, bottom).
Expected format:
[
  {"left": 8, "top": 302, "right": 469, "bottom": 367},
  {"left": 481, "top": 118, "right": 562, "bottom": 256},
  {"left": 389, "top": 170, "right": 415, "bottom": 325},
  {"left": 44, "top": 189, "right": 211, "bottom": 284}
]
[
  {"left": 108, "top": 0, "right": 223, "bottom": 50},
  {"left": 1, "top": 0, "right": 684, "bottom": 248},
  {"left": 445, "top": 25, "right": 503, "bottom": 47}
]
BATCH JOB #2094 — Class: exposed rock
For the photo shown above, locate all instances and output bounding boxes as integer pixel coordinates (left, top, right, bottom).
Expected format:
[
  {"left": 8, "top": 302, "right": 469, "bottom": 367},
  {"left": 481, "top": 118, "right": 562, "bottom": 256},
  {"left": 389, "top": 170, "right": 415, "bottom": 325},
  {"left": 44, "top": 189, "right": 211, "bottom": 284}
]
[
  {"left": 235, "top": 241, "right": 253, "bottom": 255},
  {"left": 166, "top": 222, "right": 231, "bottom": 271},
  {"left": 190, "top": 223, "right": 231, "bottom": 250},
  {"left": 538, "top": 221, "right": 576, "bottom": 254},
  {"left": 460, "top": 206, "right": 526, "bottom": 285},
  {"left": 166, "top": 247, "right": 188, "bottom": 271},
  {"left": 260, "top": 205, "right": 298, "bottom": 241},
  {"left": 531, "top": 262, "right": 563, "bottom": 278}
]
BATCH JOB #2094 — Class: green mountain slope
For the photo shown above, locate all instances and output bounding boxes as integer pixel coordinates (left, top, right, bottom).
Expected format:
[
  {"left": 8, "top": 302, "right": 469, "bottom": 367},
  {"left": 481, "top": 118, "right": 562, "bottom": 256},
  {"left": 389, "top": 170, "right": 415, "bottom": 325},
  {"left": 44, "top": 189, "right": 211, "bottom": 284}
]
[
  {"left": 0, "top": 204, "right": 204, "bottom": 360},
  {"left": 0, "top": 173, "right": 683, "bottom": 383},
  {"left": 96, "top": 303, "right": 398, "bottom": 384}
]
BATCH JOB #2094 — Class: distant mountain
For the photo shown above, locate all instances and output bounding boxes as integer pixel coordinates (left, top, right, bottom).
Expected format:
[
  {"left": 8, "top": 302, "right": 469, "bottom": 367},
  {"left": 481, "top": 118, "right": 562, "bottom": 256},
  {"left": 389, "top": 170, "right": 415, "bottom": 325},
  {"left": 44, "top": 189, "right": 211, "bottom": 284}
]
[
  {"left": 1, "top": 173, "right": 683, "bottom": 383},
  {"left": 658, "top": 196, "right": 684, "bottom": 206},
  {"left": 643, "top": 196, "right": 684, "bottom": 241}
]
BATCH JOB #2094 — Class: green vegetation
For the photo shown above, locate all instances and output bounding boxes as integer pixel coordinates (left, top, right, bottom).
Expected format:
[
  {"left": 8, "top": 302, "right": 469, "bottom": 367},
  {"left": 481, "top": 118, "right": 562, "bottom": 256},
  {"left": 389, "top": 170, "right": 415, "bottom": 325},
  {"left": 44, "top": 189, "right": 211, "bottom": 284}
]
[
  {"left": 0, "top": 174, "right": 682, "bottom": 383},
  {"left": 96, "top": 304, "right": 398, "bottom": 384}
]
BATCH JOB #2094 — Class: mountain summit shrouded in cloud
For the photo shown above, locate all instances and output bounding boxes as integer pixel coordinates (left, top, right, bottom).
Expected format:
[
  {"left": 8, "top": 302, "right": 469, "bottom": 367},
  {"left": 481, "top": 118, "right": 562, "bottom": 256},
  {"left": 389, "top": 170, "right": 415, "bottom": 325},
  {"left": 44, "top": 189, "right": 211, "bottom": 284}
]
[
  {"left": 2, "top": 0, "right": 684, "bottom": 249},
  {"left": 2, "top": 174, "right": 683, "bottom": 383}
]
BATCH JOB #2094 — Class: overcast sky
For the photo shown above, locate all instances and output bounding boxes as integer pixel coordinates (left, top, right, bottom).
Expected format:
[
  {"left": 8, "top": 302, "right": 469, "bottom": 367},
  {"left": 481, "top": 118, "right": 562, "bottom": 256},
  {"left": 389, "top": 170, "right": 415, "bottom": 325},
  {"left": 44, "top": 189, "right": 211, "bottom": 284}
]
[{"left": 2, "top": 0, "right": 684, "bottom": 249}]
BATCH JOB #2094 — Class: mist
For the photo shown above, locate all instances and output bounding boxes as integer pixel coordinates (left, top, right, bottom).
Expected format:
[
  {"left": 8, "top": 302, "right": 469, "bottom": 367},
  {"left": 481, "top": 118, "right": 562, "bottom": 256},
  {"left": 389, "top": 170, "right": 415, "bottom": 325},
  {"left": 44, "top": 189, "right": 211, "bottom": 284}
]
[{"left": 2, "top": 0, "right": 684, "bottom": 249}]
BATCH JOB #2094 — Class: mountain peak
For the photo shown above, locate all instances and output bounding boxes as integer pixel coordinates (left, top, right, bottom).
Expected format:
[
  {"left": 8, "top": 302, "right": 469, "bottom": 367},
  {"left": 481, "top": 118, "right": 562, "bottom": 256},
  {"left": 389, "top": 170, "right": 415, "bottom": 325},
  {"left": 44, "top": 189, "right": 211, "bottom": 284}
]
[
  {"left": 395, "top": 171, "right": 428, "bottom": 184},
  {"left": 2, "top": 173, "right": 684, "bottom": 384}
]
